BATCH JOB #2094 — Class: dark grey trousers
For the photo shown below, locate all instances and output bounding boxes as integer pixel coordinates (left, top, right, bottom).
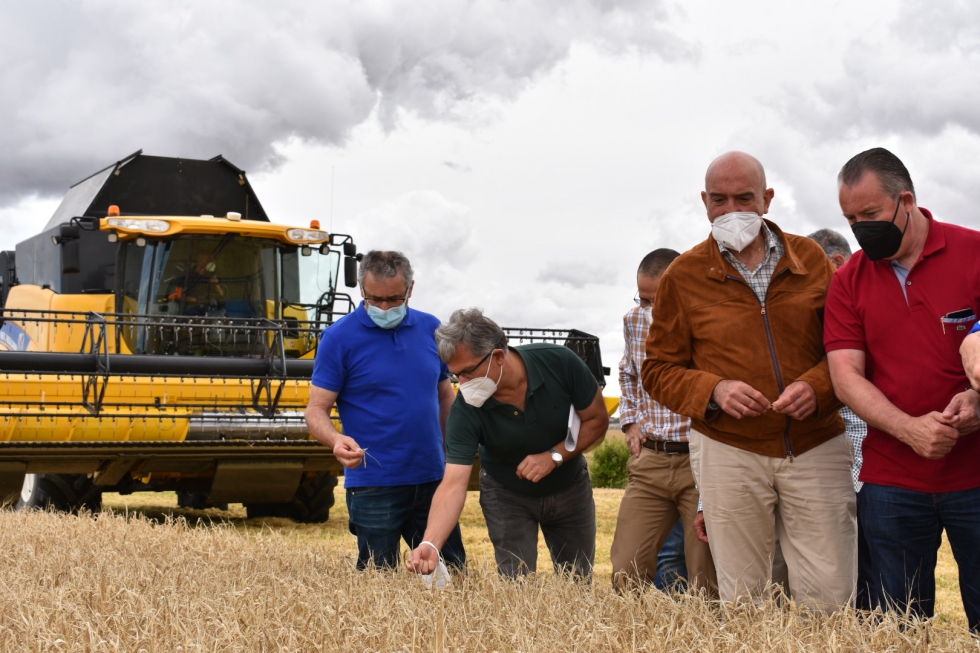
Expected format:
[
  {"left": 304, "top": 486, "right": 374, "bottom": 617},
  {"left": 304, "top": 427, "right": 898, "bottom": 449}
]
[{"left": 478, "top": 460, "right": 596, "bottom": 579}]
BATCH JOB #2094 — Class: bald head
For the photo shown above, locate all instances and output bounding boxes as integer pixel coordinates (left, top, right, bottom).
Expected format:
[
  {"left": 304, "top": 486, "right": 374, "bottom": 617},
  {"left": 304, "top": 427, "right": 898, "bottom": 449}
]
[
  {"left": 701, "top": 151, "right": 774, "bottom": 222},
  {"left": 705, "top": 151, "right": 767, "bottom": 190}
]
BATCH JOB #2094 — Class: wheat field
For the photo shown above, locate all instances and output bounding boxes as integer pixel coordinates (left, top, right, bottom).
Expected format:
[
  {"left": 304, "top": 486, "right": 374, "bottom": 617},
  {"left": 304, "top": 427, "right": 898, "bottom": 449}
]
[{"left": 0, "top": 472, "right": 975, "bottom": 652}]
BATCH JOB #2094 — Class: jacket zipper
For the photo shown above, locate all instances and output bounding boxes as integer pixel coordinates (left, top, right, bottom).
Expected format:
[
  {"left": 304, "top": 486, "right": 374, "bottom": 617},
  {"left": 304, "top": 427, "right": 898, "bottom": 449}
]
[{"left": 726, "top": 269, "right": 794, "bottom": 460}]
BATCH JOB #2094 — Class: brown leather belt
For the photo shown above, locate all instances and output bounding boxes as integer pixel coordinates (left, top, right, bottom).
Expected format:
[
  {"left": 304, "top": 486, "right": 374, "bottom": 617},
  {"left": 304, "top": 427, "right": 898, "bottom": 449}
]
[{"left": 642, "top": 439, "right": 690, "bottom": 455}]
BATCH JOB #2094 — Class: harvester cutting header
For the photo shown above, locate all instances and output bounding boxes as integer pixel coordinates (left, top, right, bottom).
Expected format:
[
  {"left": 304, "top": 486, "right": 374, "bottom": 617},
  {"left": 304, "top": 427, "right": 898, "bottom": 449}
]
[{"left": 0, "top": 151, "right": 608, "bottom": 522}]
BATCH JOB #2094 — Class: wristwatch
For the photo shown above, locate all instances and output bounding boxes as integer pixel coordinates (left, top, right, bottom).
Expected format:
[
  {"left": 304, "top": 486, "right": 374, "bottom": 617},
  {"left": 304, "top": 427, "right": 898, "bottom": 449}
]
[{"left": 549, "top": 448, "right": 563, "bottom": 467}]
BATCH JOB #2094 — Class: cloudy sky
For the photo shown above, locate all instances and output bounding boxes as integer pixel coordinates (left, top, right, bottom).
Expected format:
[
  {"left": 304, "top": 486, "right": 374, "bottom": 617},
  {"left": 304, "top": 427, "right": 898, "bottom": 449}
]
[{"left": 2, "top": 0, "right": 977, "bottom": 393}]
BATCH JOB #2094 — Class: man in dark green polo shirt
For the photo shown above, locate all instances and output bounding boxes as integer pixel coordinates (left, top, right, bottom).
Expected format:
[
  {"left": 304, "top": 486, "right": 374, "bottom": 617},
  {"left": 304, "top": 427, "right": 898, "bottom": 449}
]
[{"left": 406, "top": 308, "right": 609, "bottom": 579}]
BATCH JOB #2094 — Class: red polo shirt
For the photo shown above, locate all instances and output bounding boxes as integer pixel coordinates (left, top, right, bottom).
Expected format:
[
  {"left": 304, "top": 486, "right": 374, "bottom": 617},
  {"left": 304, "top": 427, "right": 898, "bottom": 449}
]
[{"left": 825, "top": 210, "right": 980, "bottom": 493}]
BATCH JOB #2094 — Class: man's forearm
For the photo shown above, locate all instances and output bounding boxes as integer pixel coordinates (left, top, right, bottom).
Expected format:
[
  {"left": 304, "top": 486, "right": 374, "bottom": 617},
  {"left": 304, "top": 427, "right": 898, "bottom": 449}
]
[
  {"left": 835, "top": 371, "right": 911, "bottom": 438},
  {"left": 422, "top": 471, "right": 470, "bottom": 549},
  {"left": 962, "top": 332, "right": 980, "bottom": 391},
  {"left": 306, "top": 407, "right": 342, "bottom": 449}
]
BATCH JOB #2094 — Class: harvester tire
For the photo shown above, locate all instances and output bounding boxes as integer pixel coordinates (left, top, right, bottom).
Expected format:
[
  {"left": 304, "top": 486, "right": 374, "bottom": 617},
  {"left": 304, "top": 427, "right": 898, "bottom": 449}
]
[
  {"left": 245, "top": 473, "right": 338, "bottom": 523},
  {"left": 16, "top": 474, "right": 103, "bottom": 514},
  {"left": 176, "top": 490, "right": 228, "bottom": 511}
]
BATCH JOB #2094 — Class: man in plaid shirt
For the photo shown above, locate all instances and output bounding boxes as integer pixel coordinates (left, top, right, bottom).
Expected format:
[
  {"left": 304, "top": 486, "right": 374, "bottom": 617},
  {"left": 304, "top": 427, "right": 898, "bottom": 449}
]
[{"left": 611, "top": 249, "right": 717, "bottom": 593}]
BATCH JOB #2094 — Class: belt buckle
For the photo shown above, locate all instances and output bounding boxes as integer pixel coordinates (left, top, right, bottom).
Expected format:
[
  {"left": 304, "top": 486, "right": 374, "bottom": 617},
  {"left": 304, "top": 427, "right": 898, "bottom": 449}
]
[{"left": 665, "top": 445, "right": 681, "bottom": 456}]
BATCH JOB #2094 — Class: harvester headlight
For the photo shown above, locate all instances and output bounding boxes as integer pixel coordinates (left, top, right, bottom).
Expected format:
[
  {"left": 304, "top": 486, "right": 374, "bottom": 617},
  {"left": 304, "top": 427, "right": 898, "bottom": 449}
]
[
  {"left": 107, "top": 218, "right": 171, "bottom": 233},
  {"left": 287, "top": 228, "right": 329, "bottom": 242}
]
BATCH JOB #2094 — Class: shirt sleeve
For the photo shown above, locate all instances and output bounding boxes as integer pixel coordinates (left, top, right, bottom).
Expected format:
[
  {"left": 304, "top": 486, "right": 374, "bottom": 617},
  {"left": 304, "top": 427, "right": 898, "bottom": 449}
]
[
  {"left": 972, "top": 322, "right": 980, "bottom": 335},
  {"left": 566, "top": 347, "right": 601, "bottom": 411},
  {"left": 445, "top": 395, "right": 481, "bottom": 465},
  {"left": 618, "top": 314, "right": 639, "bottom": 425},
  {"left": 311, "top": 328, "right": 347, "bottom": 393},
  {"left": 824, "top": 268, "right": 867, "bottom": 352}
]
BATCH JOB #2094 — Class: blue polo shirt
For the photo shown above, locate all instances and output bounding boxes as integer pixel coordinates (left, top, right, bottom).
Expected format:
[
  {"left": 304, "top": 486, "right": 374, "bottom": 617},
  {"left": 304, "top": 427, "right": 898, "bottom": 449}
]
[{"left": 312, "top": 302, "right": 450, "bottom": 488}]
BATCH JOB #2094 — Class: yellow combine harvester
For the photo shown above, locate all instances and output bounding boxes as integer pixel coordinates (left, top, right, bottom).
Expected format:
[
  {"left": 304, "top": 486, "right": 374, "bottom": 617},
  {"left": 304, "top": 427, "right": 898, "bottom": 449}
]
[{"left": 0, "top": 151, "right": 612, "bottom": 521}]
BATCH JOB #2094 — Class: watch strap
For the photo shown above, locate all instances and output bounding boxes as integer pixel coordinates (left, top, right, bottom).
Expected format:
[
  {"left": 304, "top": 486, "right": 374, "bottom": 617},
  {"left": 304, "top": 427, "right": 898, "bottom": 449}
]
[{"left": 549, "top": 448, "right": 563, "bottom": 467}]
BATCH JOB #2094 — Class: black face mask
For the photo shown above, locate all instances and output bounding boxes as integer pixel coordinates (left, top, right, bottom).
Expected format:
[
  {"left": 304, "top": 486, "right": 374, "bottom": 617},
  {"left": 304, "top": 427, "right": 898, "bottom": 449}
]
[{"left": 850, "top": 196, "right": 909, "bottom": 261}]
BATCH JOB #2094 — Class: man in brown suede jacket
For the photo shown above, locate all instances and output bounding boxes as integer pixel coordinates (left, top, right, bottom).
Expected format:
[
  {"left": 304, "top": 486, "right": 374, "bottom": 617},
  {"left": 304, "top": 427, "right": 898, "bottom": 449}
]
[{"left": 641, "top": 151, "right": 855, "bottom": 612}]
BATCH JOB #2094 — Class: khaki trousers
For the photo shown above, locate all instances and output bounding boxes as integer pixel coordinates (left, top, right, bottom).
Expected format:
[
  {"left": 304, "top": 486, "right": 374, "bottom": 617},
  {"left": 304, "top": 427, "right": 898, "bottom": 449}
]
[
  {"left": 610, "top": 448, "right": 717, "bottom": 593},
  {"left": 688, "top": 429, "right": 856, "bottom": 612}
]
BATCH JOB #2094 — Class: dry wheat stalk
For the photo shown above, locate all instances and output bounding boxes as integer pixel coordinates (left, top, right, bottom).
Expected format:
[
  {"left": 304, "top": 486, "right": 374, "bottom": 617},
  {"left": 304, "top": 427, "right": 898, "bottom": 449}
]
[{"left": 0, "top": 510, "right": 976, "bottom": 652}]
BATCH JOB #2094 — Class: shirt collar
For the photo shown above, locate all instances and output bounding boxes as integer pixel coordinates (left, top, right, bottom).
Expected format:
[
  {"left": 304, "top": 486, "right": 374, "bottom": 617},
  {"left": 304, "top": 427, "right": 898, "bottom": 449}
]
[
  {"left": 354, "top": 300, "right": 417, "bottom": 329},
  {"left": 479, "top": 346, "right": 544, "bottom": 410},
  {"left": 919, "top": 208, "right": 944, "bottom": 259}
]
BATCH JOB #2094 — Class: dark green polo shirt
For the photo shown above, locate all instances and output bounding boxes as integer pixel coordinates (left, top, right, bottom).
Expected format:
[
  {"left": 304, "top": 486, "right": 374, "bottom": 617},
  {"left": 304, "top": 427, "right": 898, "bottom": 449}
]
[{"left": 446, "top": 343, "right": 599, "bottom": 497}]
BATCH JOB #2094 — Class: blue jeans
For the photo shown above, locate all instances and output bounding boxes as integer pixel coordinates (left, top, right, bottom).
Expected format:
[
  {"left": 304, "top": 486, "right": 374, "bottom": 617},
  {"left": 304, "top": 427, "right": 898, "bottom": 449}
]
[
  {"left": 346, "top": 480, "right": 466, "bottom": 571},
  {"left": 653, "top": 519, "right": 688, "bottom": 591},
  {"left": 860, "top": 483, "right": 980, "bottom": 631},
  {"left": 855, "top": 487, "right": 875, "bottom": 611}
]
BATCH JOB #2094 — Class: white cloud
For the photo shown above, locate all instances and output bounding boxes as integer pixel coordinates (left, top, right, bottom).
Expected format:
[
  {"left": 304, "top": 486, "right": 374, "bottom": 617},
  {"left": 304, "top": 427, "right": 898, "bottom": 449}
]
[
  {"left": 0, "top": 0, "right": 696, "bottom": 206},
  {"left": 537, "top": 259, "right": 617, "bottom": 289},
  {"left": 350, "top": 190, "right": 478, "bottom": 314}
]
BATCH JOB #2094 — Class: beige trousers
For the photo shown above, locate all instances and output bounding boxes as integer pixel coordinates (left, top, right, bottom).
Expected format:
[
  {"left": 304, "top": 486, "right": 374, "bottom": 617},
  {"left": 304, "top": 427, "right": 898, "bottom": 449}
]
[
  {"left": 610, "top": 448, "right": 717, "bottom": 593},
  {"left": 688, "top": 429, "right": 856, "bottom": 612}
]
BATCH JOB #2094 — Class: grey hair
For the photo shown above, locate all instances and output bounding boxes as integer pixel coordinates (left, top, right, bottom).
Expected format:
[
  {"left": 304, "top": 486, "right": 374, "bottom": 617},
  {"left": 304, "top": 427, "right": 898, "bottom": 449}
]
[
  {"left": 838, "top": 147, "right": 916, "bottom": 200},
  {"left": 807, "top": 228, "right": 852, "bottom": 260},
  {"left": 435, "top": 308, "right": 509, "bottom": 363},
  {"left": 357, "top": 250, "right": 414, "bottom": 289}
]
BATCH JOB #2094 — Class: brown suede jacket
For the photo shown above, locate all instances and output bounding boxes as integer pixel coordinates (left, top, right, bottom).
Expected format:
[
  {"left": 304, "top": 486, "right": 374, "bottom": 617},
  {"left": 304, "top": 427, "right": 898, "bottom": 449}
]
[{"left": 641, "top": 220, "right": 844, "bottom": 458}]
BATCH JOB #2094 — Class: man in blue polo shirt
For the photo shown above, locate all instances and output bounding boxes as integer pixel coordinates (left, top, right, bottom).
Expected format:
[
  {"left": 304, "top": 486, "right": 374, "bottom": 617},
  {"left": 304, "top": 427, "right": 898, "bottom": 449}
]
[
  {"left": 305, "top": 250, "right": 466, "bottom": 571},
  {"left": 826, "top": 148, "right": 980, "bottom": 631}
]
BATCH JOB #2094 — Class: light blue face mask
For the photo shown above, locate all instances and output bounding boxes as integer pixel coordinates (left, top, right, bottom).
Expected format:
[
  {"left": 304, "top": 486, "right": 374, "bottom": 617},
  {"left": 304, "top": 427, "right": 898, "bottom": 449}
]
[{"left": 366, "top": 303, "right": 407, "bottom": 329}]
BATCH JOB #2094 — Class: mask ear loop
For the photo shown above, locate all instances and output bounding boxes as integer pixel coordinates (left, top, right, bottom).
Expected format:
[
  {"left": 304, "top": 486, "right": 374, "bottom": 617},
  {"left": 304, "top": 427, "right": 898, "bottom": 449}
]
[{"left": 893, "top": 194, "right": 912, "bottom": 238}]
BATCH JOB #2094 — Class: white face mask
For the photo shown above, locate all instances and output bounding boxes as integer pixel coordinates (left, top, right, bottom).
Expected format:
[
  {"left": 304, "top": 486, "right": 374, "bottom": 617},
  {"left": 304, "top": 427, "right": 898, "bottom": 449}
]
[
  {"left": 459, "top": 351, "right": 503, "bottom": 407},
  {"left": 642, "top": 306, "right": 653, "bottom": 322},
  {"left": 711, "top": 211, "right": 763, "bottom": 252}
]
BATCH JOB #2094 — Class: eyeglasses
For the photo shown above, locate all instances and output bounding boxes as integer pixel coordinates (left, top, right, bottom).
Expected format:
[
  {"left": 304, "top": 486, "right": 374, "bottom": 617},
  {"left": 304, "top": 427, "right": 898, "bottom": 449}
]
[
  {"left": 363, "top": 288, "right": 410, "bottom": 308},
  {"left": 634, "top": 292, "right": 652, "bottom": 309},
  {"left": 447, "top": 350, "right": 495, "bottom": 384}
]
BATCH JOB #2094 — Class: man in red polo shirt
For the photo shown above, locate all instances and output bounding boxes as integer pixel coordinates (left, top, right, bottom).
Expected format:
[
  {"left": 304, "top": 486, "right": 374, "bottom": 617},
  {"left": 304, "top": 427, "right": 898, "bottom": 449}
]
[{"left": 825, "top": 147, "right": 980, "bottom": 631}]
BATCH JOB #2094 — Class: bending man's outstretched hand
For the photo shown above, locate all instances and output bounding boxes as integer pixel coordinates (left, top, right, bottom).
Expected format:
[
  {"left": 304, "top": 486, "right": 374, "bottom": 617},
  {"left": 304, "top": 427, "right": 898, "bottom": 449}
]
[{"left": 406, "top": 542, "right": 440, "bottom": 575}]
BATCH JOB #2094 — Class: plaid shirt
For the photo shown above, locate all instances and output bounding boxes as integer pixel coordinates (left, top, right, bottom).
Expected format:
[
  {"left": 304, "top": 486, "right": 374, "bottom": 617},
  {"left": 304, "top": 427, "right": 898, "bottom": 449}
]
[
  {"left": 718, "top": 222, "right": 783, "bottom": 301},
  {"left": 841, "top": 406, "right": 867, "bottom": 493},
  {"left": 618, "top": 305, "right": 690, "bottom": 442}
]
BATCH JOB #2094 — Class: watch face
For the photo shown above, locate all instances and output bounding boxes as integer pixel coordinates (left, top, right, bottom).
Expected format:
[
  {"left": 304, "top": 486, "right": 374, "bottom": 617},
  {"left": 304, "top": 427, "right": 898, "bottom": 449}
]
[{"left": 551, "top": 450, "right": 562, "bottom": 464}]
